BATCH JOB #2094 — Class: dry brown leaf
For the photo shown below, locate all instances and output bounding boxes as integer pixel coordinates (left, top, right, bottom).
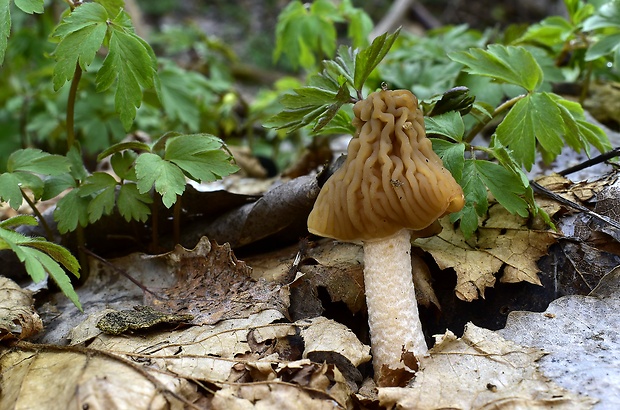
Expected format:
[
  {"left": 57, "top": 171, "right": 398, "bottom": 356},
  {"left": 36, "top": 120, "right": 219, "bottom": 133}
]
[
  {"left": 415, "top": 205, "right": 556, "bottom": 301},
  {"left": 212, "top": 361, "right": 352, "bottom": 410},
  {"left": 0, "top": 277, "right": 42, "bottom": 340},
  {"left": 377, "top": 323, "right": 595, "bottom": 409},
  {"left": 299, "top": 317, "right": 370, "bottom": 368},
  {"left": 0, "top": 343, "right": 200, "bottom": 410},
  {"left": 147, "top": 237, "right": 289, "bottom": 325}
]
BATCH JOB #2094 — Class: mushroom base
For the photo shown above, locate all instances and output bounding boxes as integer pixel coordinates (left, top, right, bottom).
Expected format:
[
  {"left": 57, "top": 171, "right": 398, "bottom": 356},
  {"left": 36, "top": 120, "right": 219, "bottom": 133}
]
[{"left": 363, "top": 228, "right": 428, "bottom": 384}]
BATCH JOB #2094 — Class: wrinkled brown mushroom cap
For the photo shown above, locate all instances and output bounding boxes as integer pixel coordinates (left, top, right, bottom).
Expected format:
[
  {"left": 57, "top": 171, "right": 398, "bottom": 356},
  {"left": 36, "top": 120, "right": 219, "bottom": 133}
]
[{"left": 308, "top": 89, "right": 464, "bottom": 242}]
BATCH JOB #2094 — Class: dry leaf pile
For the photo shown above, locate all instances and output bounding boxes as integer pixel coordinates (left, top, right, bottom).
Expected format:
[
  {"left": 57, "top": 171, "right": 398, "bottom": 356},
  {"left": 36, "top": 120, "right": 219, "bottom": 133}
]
[{"left": 2, "top": 170, "right": 620, "bottom": 408}]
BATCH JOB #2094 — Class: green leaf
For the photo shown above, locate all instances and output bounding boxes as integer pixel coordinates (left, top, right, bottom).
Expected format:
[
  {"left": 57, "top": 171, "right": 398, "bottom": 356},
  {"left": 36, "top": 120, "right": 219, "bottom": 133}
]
[
  {"left": 96, "top": 11, "right": 157, "bottom": 130},
  {"left": 427, "top": 86, "right": 475, "bottom": 117},
  {"left": 0, "top": 173, "right": 24, "bottom": 209},
  {"left": 0, "top": 227, "right": 81, "bottom": 310},
  {"left": 449, "top": 45, "right": 543, "bottom": 92},
  {"left": 586, "top": 32, "right": 620, "bottom": 61},
  {"left": 430, "top": 140, "right": 465, "bottom": 181},
  {"left": 473, "top": 160, "right": 528, "bottom": 217},
  {"left": 67, "top": 145, "right": 89, "bottom": 182},
  {"left": 165, "top": 134, "right": 239, "bottom": 183},
  {"left": 95, "top": 0, "right": 124, "bottom": 17},
  {"left": 273, "top": 0, "right": 340, "bottom": 69},
  {"left": 7, "top": 148, "right": 71, "bottom": 175},
  {"left": 354, "top": 28, "right": 400, "bottom": 90},
  {"left": 14, "top": 0, "right": 43, "bottom": 14},
  {"left": 79, "top": 172, "right": 118, "bottom": 223},
  {"left": 313, "top": 109, "right": 355, "bottom": 135},
  {"left": 425, "top": 111, "right": 464, "bottom": 142},
  {"left": 54, "top": 190, "right": 91, "bottom": 233},
  {"left": 117, "top": 183, "right": 152, "bottom": 222},
  {"left": 97, "top": 141, "right": 151, "bottom": 161},
  {"left": 110, "top": 151, "right": 139, "bottom": 181},
  {"left": 22, "top": 247, "right": 82, "bottom": 310},
  {"left": 0, "top": 215, "right": 38, "bottom": 229},
  {"left": 583, "top": 0, "right": 620, "bottom": 30},
  {"left": 43, "top": 174, "right": 77, "bottom": 201},
  {"left": 495, "top": 93, "right": 564, "bottom": 170},
  {"left": 135, "top": 153, "right": 186, "bottom": 208},
  {"left": 451, "top": 160, "right": 487, "bottom": 238},
  {"left": 0, "top": 0, "right": 9, "bottom": 64},
  {"left": 51, "top": 2, "right": 108, "bottom": 90}
]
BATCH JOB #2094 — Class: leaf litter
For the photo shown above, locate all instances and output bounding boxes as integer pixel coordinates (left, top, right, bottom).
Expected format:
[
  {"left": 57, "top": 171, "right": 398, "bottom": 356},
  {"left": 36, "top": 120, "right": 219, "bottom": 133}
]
[{"left": 3, "top": 170, "right": 620, "bottom": 408}]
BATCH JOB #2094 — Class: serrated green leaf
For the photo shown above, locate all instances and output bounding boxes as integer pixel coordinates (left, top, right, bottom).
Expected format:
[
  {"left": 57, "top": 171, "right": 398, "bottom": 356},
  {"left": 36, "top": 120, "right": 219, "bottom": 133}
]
[
  {"left": 96, "top": 12, "right": 157, "bottom": 130},
  {"left": 280, "top": 87, "right": 338, "bottom": 109},
  {"left": 0, "top": 215, "right": 38, "bottom": 229},
  {"left": 578, "top": 119, "right": 613, "bottom": 155},
  {"left": 0, "top": 226, "right": 81, "bottom": 309},
  {"left": 431, "top": 140, "right": 465, "bottom": 181},
  {"left": 312, "top": 108, "right": 354, "bottom": 136},
  {"left": 79, "top": 172, "right": 118, "bottom": 223},
  {"left": 165, "top": 135, "right": 239, "bottom": 183},
  {"left": 110, "top": 151, "right": 139, "bottom": 181},
  {"left": 495, "top": 93, "right": 564, "bottom": 170},
  {"left": 67, "top": 145, "right": 89, "bottom": 182},
  {"left": 52, "top": 2, "right": 108, "bottom": 90},
  {"left": 425, "top": 111, "right": 465, "bottom": 142},
  {"left": 451, "top": 160, "right": 487, "bottom": 238},
  {"left": 0, "top": 0, "right": 9, "bottom": 65},
  {"left": 117, "top": 183, "right": 152, "bottom": 222},
  {"left": 94, "top": 0, "right": 124, "bottom": 17},
  {"left": 473, "top": 160, "right": 528, "bottom": 217},
  {"left": 43, "top": 174, "right": 77, "bottom": 200},
  {"left": 23, "top": 247, "right": 81, "bottom": 310},
  {"left": 450, "top": 45, "right": 543, "bottom": 92},
  {"left": 354, "top": 28, "right": 400, "bottom": 90},
  {"left": 7, "top": 148, "right": 71, "bottom": 175},
  {"left": 26, "top": 239, "right": 80, "bottom": 277},
  {"left": 517, "top": 16, "right": 573, "bottom": 47},
  {"left": 14, "top": 0, "right": 43, "bottom": 14},
  {"left": 0, "top": 173, "right": 23, "bottom": 209},
  {"left": 54, "top": 189, "right": 91, "bottom": 233},
  {"left": 135, "top": 153, "right": 185, "bottom": 208}
]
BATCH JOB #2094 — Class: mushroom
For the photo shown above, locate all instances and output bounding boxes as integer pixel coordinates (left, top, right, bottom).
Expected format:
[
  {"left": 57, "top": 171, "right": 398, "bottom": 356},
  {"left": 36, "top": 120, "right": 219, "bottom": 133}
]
[{"left": 307, "top": 89, "right": 464, "bottom": 385}]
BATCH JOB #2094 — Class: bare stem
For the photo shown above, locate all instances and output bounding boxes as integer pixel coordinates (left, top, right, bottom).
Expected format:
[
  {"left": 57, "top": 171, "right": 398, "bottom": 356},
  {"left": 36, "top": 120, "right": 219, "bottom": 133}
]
[
  {"left": 20, "top": 189, "right": 54, "bottom": 240},
  {"left": 66, "top": 63, "right": 82, "bottom": 151}
]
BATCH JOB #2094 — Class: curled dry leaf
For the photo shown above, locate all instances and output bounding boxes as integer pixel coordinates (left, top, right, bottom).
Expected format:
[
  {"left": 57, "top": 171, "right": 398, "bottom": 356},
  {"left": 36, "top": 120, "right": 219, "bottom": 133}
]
[
  {"left": 0, "top": 277, "right": 43, "bottom": 341},
  {"left": 415, "top": 204, "right": 556, "bottom": 301},
  {"left": 147, "top": 237, "right": 290, "bottom": 325},
  {"left": 377, "top": 323, "right": 595, "bottom": 409}
]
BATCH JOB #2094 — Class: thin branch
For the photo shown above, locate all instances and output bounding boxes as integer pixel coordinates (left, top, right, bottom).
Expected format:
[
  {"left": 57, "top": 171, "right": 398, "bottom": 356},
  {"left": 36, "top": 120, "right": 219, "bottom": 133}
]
[{"left": 464, "top": 94, "right": 526, "bottom": 143}]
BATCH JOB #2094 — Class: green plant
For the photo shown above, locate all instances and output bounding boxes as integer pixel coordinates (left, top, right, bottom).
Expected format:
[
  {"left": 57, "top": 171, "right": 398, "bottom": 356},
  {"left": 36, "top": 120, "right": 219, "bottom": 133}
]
[
  {"left": 0, "top": 215, "right": 81, "bottom": 310},
  {"left": 274, "top": 0, "right": 373, "bottom": 70},
  {"left": 0, "top": 0, "right": 240, "bottom": 307},
  {"left": 268, "top": 0, "right": 615, "bottom": 239}
]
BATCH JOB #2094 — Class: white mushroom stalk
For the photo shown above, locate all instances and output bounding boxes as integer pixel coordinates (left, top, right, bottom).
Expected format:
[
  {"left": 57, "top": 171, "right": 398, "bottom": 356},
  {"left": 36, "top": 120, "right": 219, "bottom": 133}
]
[{"left": 362, "top": 229, "right": 428, "bottom": 377}]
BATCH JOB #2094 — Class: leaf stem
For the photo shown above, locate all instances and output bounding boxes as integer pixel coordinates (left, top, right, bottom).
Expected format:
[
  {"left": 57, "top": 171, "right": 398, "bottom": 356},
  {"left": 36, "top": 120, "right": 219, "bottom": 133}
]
[
  {"left": 172, "top": 195, "right": 181, "bottom": 246},
  {"left": 66, "top": 63, "right": 83, "bottom": 151},
  {"left": 464, "top": 94, "right": 526, "bottom": 143},
  {"left": 20, "top": 189, "right": 54, "bottom": 241}
]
